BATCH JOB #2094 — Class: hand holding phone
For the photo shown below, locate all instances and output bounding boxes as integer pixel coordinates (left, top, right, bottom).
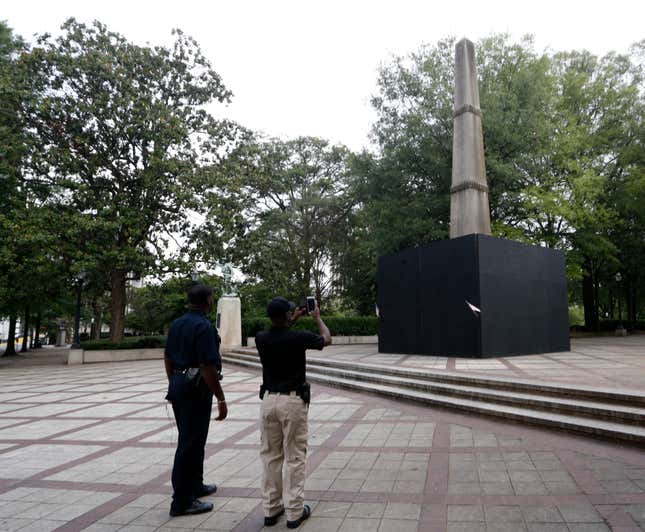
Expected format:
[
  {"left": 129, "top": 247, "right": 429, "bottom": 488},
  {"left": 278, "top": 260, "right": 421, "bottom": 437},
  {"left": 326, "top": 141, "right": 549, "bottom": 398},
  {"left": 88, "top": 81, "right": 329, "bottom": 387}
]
[{"left": 306, "top": 296, "right": 316, "bottom": 314}]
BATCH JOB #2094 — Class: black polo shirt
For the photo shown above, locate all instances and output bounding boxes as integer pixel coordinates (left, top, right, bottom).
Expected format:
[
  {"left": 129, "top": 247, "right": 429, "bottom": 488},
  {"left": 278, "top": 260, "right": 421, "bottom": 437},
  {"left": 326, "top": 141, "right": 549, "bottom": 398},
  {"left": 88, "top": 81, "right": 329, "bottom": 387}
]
[
  {"left": 256, "top": 326, "right": 325, "bottom": 392},
  {"left": 165, "top": 310, "right": 221, "bottom": 369}
]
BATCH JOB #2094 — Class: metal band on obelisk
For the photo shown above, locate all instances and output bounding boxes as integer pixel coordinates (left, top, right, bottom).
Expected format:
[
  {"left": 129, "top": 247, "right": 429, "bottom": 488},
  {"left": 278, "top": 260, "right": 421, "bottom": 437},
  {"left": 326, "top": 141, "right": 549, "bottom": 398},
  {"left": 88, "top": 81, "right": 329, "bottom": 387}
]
[{"left": 449, "top": 38, "right": 492, "bottom": 238}]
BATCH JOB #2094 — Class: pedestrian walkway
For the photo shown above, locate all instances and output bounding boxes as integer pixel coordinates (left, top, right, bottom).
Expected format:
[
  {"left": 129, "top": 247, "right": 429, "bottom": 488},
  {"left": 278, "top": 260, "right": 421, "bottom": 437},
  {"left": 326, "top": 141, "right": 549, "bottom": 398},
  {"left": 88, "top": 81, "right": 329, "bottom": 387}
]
[{"left": 0, "top": 340, "right": 644, "bottom": 531}]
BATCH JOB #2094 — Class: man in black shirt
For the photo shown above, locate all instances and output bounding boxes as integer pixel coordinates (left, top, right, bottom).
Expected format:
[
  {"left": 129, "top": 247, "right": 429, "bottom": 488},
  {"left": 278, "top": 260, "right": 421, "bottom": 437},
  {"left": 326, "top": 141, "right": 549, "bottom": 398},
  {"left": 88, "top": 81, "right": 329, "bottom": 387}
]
[
  {"left": 255, "top": 297, "right": 331, "bottom": 529},
  {"left": 164, "top": 284, "right": 227, "bottom": 517}
]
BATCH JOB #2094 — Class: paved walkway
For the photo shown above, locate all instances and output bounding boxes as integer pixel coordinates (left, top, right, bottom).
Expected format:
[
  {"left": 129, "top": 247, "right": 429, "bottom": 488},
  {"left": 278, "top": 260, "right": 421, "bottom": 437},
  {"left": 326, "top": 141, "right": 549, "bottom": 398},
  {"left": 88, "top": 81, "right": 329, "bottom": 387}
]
[{"left": 0, "top": 339, "right": 644, "bottom": 531}]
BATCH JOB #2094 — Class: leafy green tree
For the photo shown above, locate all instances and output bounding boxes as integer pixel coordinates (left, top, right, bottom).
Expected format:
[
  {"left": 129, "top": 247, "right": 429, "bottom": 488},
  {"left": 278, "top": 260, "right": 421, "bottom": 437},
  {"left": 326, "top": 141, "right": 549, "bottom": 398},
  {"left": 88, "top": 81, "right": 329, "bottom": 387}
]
[
  {"left": 125, "top": 278, "right": 193, "bottom": 335},
  {"left": 22, "top": 19, "right": 239, "bottom": 341},
  {"left": 546, "top": 48, "right": 644, "bottom": 328},
  {"left": 125, "top": 274, "right": 224, "bottom": 334},
  {"left": 0, "top": 20, "right": 33, "bottom": 355},
  {"left": 199, "top": 136, "right": 355, "bottom": 308}
]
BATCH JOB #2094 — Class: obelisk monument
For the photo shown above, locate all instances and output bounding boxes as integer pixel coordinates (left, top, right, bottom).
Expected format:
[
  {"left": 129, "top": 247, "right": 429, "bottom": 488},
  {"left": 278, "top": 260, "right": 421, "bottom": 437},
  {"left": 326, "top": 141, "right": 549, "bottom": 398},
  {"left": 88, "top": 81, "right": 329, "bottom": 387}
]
[
  {"left": 450, "top": 38, "right": 492, "bottom": 238},
  {"left": 377, "top": 37, "right": 570, "bottom": 358}
]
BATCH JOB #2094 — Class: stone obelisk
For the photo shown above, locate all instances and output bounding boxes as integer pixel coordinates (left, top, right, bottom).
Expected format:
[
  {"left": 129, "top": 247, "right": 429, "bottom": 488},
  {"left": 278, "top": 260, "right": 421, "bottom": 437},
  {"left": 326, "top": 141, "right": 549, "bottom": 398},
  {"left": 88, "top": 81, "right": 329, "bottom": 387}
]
[{"left": 450, "top": 38, "right": 491, "bottom": 238}]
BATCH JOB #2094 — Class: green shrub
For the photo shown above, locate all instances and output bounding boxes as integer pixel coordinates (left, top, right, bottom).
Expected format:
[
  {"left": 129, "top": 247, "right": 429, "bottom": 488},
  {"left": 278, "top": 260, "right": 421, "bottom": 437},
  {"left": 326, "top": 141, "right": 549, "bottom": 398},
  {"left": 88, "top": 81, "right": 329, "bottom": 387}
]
[
  {"left": 242, "top": 318, "right": 271, "bottom": 339},
  {"left": 83, "top": 317, "right": 380, "bottom": 350},
  {"left": 568, "top": 305, "right": 584, "bottom": 327},
  {"left": 81, "top": 335, "right": 166, "bottom": 351},
  {"left": 242, "top": 316, "right": 379, "bottom": 339}
]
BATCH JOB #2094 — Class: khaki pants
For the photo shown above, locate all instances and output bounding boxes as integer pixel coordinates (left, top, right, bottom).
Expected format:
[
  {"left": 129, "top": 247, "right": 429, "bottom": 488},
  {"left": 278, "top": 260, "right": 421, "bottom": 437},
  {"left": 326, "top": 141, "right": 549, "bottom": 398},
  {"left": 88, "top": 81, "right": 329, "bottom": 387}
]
[{"left": 260, "top": 392, "right": 308, "bottom": 521}]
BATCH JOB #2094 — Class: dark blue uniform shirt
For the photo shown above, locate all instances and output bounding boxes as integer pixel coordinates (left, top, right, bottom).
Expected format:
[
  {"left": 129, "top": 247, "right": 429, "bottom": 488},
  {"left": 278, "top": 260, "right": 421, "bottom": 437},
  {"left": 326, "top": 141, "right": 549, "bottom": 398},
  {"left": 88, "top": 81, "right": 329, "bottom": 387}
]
[{"left": 165, "top": 310, "right": 221, "bottom": 369}]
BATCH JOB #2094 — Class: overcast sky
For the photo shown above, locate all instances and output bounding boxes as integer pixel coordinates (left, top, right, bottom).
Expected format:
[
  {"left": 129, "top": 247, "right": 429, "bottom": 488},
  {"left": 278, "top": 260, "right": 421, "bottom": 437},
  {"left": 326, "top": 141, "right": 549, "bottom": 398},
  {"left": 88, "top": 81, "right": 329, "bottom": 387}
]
[{"left": 4, "top": 0, "right": 644, "bottom": 151}]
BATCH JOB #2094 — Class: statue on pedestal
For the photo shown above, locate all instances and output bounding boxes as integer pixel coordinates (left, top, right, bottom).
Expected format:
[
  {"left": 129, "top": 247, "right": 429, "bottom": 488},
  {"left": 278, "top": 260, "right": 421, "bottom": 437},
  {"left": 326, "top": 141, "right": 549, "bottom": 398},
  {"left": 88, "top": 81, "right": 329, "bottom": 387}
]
[{"left": 221, "top": 263, "right": 236, "bottom": 296}]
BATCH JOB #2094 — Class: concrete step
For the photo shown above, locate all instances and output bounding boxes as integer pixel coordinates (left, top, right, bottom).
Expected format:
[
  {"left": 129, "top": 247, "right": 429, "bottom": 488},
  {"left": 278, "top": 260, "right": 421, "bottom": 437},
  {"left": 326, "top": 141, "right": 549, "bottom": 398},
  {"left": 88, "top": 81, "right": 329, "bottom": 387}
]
[
  {"left": 223, "top": 350, "right": 645, "bottom": 424},
  {"left": 227, "top": 347, "right": 645, "bottom": 405},
  {"left": 221, "top": 350, "right": 645, "bottom": 444}
]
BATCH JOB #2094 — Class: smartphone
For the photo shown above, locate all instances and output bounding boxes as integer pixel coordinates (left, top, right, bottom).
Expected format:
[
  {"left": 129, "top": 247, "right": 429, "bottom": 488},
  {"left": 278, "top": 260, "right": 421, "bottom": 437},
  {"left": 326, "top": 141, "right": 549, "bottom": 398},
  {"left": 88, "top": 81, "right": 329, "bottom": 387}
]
[{"left": 306, "top": 296, "right": 316, "bottom": 313}]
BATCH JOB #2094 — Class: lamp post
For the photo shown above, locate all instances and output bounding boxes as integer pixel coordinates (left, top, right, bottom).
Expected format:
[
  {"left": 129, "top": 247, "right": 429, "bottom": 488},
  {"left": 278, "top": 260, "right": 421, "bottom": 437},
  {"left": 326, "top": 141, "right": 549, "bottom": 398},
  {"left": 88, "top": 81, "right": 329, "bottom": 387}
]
[
  {"left": 71, "top": 271, "right": 86, "bottom": 349},
  {"left": 615, "top": 272, "right": 626, "bottom": 336}
]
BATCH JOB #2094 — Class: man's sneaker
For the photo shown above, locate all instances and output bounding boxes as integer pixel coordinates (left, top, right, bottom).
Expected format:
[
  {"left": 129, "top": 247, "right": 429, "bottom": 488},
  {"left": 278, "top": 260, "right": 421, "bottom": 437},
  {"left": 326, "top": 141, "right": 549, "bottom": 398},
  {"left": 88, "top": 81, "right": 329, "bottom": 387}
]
[
  {"left": 264, "top": 508, "right": 285, "bottom": 527},
  {"left": 286, "top": 505, "right": 311, "bottom": 529},
  {"left": 198, "top": 484, "right": 218, "bottom": 497},
  {"left": 169, "top": 499, "right": 214, "bottom": 517}
]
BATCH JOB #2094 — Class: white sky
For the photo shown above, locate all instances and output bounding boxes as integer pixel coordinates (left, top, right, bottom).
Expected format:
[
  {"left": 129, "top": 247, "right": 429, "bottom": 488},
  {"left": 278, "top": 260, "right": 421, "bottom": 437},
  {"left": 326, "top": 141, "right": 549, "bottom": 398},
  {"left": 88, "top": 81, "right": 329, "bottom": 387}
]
[{"left": 4, "top": 0, "right": 644, "bottom": 152}]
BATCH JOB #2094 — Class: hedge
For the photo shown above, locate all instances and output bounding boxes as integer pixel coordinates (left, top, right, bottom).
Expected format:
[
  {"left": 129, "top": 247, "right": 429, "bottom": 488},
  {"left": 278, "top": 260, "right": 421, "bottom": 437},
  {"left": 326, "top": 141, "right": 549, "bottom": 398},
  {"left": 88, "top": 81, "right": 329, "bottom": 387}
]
[
  {"left": 570, "top": 320, "right": 645, "bottom": 333},
  {"left": 242, "top": 316, "right": 379, "bottom": 339},
  {"left": 81, "top": 317, "right": 378, "bottom": 350},
  {"left": 81, "top": 335, "right": 166, "bottom": 351}
]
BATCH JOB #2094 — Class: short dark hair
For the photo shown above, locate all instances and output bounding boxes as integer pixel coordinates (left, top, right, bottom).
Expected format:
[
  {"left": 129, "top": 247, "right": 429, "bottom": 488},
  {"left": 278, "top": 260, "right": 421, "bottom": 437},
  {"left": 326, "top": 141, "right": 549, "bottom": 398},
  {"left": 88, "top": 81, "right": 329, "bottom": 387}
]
[
  {"left": 267, "top": 296, "right": 296, "bottom": 320},
  {"left": 188, "top": 284, "right": 213, "bottom": 306}
]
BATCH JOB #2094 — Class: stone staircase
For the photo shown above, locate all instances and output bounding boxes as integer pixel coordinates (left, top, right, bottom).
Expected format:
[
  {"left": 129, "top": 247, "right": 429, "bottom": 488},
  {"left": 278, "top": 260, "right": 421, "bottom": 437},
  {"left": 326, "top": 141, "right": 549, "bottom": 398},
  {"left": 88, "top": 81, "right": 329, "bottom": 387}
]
[{"left": 222, "top": 347, "right": 645, "bottom": 445}]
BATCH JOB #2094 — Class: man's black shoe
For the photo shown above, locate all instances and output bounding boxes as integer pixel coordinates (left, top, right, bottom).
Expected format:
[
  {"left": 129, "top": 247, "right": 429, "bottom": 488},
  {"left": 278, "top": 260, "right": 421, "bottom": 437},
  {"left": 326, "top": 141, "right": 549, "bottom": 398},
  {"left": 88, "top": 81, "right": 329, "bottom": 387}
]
[
  {"left": 169, "top": 499, "right": 214, "bottom": 517},
  {"left": 286, "top": 505, "right": 311, "bottom": 529},
  {"left": 264, "top": 508, "right": 285, "bottom": 526},
  {"left": 198, "top": 484, "right": 218, "bottom": 497}
]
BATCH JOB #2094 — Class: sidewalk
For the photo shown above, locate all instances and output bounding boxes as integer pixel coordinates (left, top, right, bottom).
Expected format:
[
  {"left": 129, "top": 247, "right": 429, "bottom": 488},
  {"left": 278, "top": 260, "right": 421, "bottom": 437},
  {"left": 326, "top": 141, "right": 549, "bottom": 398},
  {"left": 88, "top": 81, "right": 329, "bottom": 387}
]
[{"left": 0, "top": 339, "right": 643, "bottom": 531}]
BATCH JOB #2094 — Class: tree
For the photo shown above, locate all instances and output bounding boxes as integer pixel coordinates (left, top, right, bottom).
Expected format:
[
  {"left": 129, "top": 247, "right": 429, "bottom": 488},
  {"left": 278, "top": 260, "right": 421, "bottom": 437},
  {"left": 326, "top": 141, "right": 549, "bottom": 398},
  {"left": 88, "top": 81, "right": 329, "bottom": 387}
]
[
  {"left": 22, "top": 19, "right": 239, "bottom": 341},
  {"left": 0, "top": 20, "right": 29, "bottom": 356},
  {"left": 125, "top": 277, "right": 194, "bottom": 335},
  {"left": 546, "top": 48, "right": 644, "bottom": 328},
  {"left": 125, "top": 274, "right": 224, "bottom": 335},
  {"left": 198, "top": 136, "right": 355, "bottom": 307}
]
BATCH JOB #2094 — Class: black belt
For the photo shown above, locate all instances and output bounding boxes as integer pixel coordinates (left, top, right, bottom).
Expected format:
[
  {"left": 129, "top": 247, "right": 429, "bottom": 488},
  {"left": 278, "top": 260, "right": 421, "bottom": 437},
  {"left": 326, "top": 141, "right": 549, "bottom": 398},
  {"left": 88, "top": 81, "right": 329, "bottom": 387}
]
[{"left": 266, "top": 390, "right": 299, "bottom": 396}]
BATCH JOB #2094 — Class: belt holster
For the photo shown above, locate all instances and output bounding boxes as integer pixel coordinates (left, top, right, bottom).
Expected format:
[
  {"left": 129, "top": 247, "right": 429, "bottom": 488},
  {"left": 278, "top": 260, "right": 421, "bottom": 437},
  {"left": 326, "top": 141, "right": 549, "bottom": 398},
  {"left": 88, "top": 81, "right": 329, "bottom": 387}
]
[{"left": 299, "top": 382, "right": 311, "bottom": 405}]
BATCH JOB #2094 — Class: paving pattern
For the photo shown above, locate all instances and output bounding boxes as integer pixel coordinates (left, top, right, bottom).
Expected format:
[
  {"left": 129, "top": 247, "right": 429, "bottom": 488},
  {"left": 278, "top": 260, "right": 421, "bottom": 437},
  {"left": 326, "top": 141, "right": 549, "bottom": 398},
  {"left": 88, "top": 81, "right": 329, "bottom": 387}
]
[{"left": 0, "top": 338, "right": 644, "bottom": 531}]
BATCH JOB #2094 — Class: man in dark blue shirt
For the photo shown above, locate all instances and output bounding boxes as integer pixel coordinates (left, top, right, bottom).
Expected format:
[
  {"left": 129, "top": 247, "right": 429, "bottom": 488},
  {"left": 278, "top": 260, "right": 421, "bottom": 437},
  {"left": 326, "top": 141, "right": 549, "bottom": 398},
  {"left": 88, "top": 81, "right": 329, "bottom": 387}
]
[{"left": 164, "top": 284, "right": 227, "bottom": 517}]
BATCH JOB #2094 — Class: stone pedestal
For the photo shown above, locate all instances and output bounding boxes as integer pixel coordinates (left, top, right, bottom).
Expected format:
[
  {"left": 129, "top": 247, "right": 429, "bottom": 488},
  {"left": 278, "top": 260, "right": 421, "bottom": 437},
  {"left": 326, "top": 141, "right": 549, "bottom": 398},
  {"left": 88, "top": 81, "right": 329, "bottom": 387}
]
[
  {"left": 55, "top": 327, "right": 67, "bottom": 347},
  {"left": 216, "top": 297, "right": 242, "bottom": 348}
]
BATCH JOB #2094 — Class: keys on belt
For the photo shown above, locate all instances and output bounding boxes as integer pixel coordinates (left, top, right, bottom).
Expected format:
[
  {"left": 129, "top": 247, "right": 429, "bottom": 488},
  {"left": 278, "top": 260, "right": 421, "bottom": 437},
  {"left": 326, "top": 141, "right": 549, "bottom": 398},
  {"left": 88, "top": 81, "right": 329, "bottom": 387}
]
[{"left": 173, "top": 367, "right": 200, "bottom": 377}]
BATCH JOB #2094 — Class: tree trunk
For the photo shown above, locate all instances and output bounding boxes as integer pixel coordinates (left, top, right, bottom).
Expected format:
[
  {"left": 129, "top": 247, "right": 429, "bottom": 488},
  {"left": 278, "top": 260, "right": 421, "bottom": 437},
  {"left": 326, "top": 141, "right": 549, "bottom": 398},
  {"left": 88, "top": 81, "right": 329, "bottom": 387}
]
[
  {"left": 33, "top": 313, "right": 42, "bottom": 348},
  {"left": 110, "top": 270, "right": 127, "bottom": 342},
  {"left": 93, "top": 311, "right": 103, "bottom": 340},
  {"left": 91, "top": 299, "right": 103, "bottom": 340},
  {"left": 315, "top": 282, "right": 323, "bottom": 309},
  {"left": 2, "top": 313, "right": 17, "bottom": 357},
  {"left": 20, "top": 306, "right": 30, "bottom": 353},
  {"left": 593, "top": 276, "right": 600, "bottom": 330},
  {"left": 582, "top": 265, "right": 597, "bottom": 331},
  {"left": 626, "top": 280, "right": 636, "bottom": 329}
]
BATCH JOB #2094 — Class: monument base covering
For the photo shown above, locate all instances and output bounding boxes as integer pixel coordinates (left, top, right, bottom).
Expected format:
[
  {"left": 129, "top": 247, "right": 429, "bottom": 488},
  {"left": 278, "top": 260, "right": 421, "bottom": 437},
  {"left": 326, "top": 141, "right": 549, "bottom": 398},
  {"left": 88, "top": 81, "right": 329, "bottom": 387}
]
[{"left": 377, "top": 235, "right": 570, "bottom": 357}]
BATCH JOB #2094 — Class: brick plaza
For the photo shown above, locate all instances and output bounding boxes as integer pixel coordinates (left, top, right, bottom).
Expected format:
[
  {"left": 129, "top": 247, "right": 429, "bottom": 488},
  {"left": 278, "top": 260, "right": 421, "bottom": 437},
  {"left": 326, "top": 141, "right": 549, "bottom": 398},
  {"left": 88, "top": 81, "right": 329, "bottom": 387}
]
[{"left": 0, "top": 337, "right": 644, "bottom": 531}]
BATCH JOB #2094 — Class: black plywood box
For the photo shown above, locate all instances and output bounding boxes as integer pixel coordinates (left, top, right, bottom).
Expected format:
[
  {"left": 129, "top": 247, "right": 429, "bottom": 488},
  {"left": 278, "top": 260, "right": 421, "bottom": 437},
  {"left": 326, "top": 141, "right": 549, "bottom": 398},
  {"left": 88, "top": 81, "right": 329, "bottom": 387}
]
[{"left": 377, "top": 235, "right": 570, "bottom": 357}]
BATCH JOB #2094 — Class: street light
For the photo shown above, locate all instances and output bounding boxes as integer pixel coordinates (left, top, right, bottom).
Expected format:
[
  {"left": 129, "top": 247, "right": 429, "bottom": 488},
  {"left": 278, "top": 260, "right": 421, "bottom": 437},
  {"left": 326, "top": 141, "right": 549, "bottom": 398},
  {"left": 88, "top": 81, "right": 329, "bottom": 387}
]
[
  {"left": 71, "top": 271, "right": 86, "bottom": 349},
  {"left": 615, "top": 272, "right": 626, "bottom": 336}
]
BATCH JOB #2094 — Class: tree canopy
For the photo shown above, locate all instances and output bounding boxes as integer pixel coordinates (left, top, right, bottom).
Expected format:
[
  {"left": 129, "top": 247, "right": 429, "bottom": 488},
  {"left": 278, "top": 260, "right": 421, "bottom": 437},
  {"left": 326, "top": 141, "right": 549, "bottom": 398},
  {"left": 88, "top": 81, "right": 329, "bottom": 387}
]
[
  {"left": 1, "top": 22, "right": 643, "bottom": 344},
  {"left": 19, "top": 18, "right": 241, "bottom": 341}
]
